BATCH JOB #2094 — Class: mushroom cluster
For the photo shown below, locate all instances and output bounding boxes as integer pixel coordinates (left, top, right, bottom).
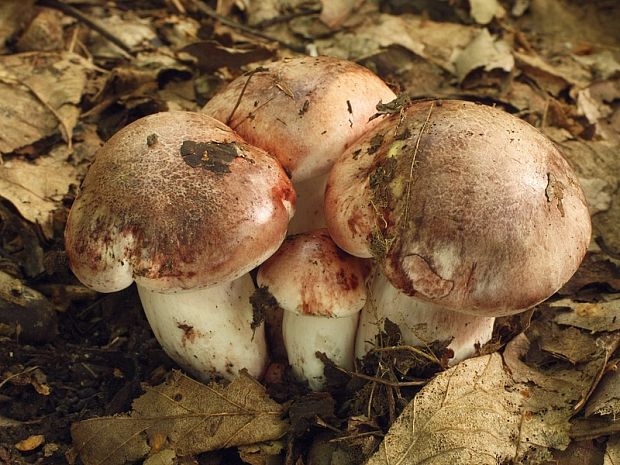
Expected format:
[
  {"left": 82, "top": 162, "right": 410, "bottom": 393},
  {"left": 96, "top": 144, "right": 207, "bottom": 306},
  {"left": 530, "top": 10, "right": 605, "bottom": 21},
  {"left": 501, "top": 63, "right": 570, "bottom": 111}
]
[
  {"left": 64, "top": 56, "right": 394, "bottom": 385},
  {"left": 65, "top": 58, "right": 591, "bottom": 390}
]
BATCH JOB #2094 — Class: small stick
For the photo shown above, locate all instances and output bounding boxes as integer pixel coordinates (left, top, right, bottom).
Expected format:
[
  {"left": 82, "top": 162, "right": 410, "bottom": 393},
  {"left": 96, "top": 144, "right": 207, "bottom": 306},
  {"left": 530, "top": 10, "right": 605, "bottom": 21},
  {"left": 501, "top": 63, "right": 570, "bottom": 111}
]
[
  {"left": 332, "top": 365, "right": 427, "bottom": 387},
  {"left": 37, "top": 0, "right": 134, "bottom": 57},
  {"left": 372, "top": 344, "right": 442, "bottom": 365}
]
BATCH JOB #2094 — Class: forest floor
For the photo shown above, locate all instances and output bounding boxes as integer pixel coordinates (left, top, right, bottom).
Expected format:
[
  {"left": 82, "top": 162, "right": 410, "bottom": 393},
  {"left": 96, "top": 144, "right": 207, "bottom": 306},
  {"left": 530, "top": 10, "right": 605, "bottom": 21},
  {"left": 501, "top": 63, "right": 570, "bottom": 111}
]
[{"left": 0, "top": 0, "right": 619, "bottom": 464}]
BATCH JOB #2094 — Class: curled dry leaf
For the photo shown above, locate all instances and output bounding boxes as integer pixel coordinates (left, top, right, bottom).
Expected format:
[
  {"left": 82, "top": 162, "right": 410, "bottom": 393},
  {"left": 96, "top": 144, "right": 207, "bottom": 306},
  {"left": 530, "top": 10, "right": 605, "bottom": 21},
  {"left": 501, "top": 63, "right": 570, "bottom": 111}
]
[
  {"left": 367, "top": 311, "right": 620, "bottom": 465},
  {"left": 0, "top": 52, "right": 88, "bottom": 153},
  {"left": 605, "top": 436, "right": 620, "bottom": 465},
  {"left": 14, "top": 434, "right": 44, "bottom": 452},
  {"left": 0, "top": 145, "right": 78, "bottom": 239},
  {"left": 551, "top": 297, "right": 620, "bottom": 333},
  {"left": 514, "top": 52, "right": 589, "bottom": 96},
  {"left": 544, "top": 440, "right": 605, "bottom": 465},
  {"left": 584, "top": 369, "right": 620, "bottom": 418},
  {"left": 316, "top": 14, "right": 477, "bottom": 74},
  {"left": 451, "top": 28, "right": 514, "bottom": 85},
  {"left": 469, "top": 0, "right": 506, "bottom": 25},
  {"left": 366, "top": 353, "right": 523, "bottom": 465},
  {"left": 71, "top": 371, "right": 288, "bottom": 465},
  {"left": 0, "top": 270, "right": 58, "bottom": 343},
  {"left": 0, "top": 0, "right": 36, "bottom": 53}
]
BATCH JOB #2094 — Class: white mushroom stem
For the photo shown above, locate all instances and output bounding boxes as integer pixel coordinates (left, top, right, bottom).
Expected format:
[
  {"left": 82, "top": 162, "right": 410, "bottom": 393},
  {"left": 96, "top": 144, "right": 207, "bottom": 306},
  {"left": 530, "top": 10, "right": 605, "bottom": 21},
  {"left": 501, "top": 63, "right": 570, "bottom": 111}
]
[
  {"left": 287, "top": 173, "right": 329, "bottom": 235},
  {"left": 137, "top": 274, "right": 268, "bottom": 382},
  {"left": 355, "top": 273, "right": 495, "bottom": 365},
  {"left": 283, "top": 311, "right": 359, "bottom": 390}
]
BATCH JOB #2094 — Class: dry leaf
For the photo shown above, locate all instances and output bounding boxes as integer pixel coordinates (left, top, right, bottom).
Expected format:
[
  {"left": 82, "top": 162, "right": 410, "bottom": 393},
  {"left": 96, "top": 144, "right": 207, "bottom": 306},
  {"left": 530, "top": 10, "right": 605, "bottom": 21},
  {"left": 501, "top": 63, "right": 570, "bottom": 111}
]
[
  {"left": 89, "top": 14, "right": 157, "bottom": 57},
  {"left": 0, "top": 270, "right": 58, "bottom": 343},
  {"left": 605, "top": 436, "right": 620, "bottom": 465},
  {"left": 238, "top": 441, "right": 284, "bottom": 465},
  {"left": 366, "top": 354, "right": 523, "bottom": 465},
  {"left": 179, "top": 41, "right": 275, "bottom": 72},
  {"left": 143, "top": 449, "right": 176, "bottom": 465},
  {"left": 367, "top": 308, "right": 620, "bottom": 465},
  {"left": 571, "top": 416, "right": 620, "bottom": 441},
  {"left": 0, "top": 52, "right": 88, "bottom": 153},
  {"left": 319, "top": 0, "right": 362, "bottom": 28},
  {"left": 14, "top": 434, "right": 44, "bottom": 452},
  {"left": 316, "top": 14, "right": 477, "bottom": 74},
  {"left": 585, "top": 369, "right": 620, "bottom": 418},
  {"left": 544, "top": 440, "right": 605, "bottom": 465},
  {"left": 469, "top": 0, "right": 505, "bottom": 24},
  {"left": 16, "top": 8, "right": 65, "bottom": 52},
  {"left": 71, "top": 371, "right": 288, "bottom": 465},
  {"left": 0, "top": 0, "right": 35, "bottom": 53},
  {"left": 514, "top": 52, "right": 589, "bottom": 96},
  {"left": 451, "top": 28, "right": 514, "bottom": 84},
  {"left": 0, "top": 145, "right": 78, "bottom": 239},
  {"left": 551, "top": 298, "right": 620, "bottom": 333}
]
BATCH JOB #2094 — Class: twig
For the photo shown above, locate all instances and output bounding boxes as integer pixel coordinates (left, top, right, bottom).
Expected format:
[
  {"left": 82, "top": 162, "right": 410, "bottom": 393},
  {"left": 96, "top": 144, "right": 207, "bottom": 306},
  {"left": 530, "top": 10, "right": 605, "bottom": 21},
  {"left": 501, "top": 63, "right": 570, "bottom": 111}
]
[
  {"left": 372, "top": 345, "right": 441, "bottom": 365},
  {"left": 226, "top": 67, "right": 266, "bottom": 125},
  {"left": 332, "top": 365, "right": 427, "bottom": 387},
  {"left": 37, "top": 0, "right": 135, "bottom": 57},
  {"left": 402, "top": 102, "right": 434, "bottom": 226},
  {"left": 0, "top": 366, "right": 40, "bottom": 390},
  {"left": 189, "top": 0, "right": 307, "bottom": 53}
]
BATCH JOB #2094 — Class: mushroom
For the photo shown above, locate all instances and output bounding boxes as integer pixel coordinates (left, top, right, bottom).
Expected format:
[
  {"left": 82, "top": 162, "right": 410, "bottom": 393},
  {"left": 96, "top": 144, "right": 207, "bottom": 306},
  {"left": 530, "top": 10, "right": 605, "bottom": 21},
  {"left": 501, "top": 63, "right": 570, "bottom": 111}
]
[
  {"left": 65, "top": 111, "right": 295, "bottom": 381},
  {"left": 256, "top": 229, "right": 369, "bottom": 390},
  {"left": 325, "top": 99, "right": 591, "bottom": 363},
  {"left": 202, "top": 56, "right": 396, "bottom": 234},
  {"left": 355, "top": 272, "right": 495, "bottom": 363}
]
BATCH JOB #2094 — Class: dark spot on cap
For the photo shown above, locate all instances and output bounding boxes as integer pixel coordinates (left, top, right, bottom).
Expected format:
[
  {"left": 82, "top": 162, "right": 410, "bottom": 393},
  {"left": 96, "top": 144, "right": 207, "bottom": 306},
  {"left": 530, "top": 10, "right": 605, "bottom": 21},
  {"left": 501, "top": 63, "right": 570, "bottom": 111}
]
[
  {"left": 180, "top": 140, "right": 240, "bottom": 174},
  {"left": 147, "top": 133, "right": 158, "bottom": 146},
  {"left": 367, "top": 133, "right": 385, "bottom": 155},
  {"left": 299, "top": 99, "right": 310, "bottom": 116}
]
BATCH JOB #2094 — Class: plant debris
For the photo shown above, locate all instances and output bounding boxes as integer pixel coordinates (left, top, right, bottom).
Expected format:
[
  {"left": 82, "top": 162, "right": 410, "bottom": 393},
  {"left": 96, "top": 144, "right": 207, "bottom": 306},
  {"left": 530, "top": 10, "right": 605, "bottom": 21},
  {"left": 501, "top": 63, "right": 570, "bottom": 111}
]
[
  {"left": 71, "top": 371, "right": 288, "bottom": 465},
  {"left": 0, "top": 0, "right": 618, "bottom": 463}
]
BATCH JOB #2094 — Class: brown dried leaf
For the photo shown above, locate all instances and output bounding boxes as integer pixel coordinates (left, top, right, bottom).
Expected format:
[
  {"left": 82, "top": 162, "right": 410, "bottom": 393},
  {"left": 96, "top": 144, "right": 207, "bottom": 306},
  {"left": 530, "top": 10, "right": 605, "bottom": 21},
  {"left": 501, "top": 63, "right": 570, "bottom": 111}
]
[
  {"left": 367, "top": 311, "right": 620, "bottom": 465},
  {"left": 238, "top": 440, "right": 284, "bottom": 465},
  {"left": 0, "top": 52, "right": 88, "bottom": 153},
  {"left": 0, "top": 0, "right": 35, "bottom": 53},
  {"left": 14, "top": 434, "right": 44, "bottom": 452},
  {"left": 585, "top": 369, "right": 620, "bottom": 418},
  {"left": 452, "top": 28, "right": 514, "bottom": 85},
  {"left": 544, "top": 440, "right": 605, "bottom": 465},
  {"left": 0, "top": 270, "right": 57, "bottom": 343},
  {"left": 469, "top": 0, "right": 505, "bottom": 24},
  {"left": 316, "top": 14, "right": 477, "bottom": 74},
  {"left": 319, "top": 0, "right": 362, "bottom": 28},
  {"left": 0, "top": 145, "right": 78, "bottom": 239},
  {"left": 366, "top": 354, "right": 522, "bottom": 465},
  {"left": 89, "top": 14, "right": 157, "bottom": 58},
  {"left": 571, "top": 416, "right": 620, "bottom": 441},
  {"left": 71, "top": 371, "right": 287, "bottom": 465},
  {"left": 514, "top": 52, "right": 589, "bottom": 96},
  {"left": 179, "top": 41, "right": 275, "bottom": 73},
  {"left": 605, "top": 436, "right": 620, "bottom": 465},
  {"left": 551, "top": 297, "right": 620, "bottom": 333}
]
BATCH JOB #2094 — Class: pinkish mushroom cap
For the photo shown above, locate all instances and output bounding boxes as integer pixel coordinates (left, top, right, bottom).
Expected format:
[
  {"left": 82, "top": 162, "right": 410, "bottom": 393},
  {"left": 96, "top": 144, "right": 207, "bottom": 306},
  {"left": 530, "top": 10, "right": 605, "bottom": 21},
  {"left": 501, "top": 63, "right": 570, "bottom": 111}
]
[
  {"left": 203, "top": 56, "right": 396, "bottom": 182},
  {"left": 65, "top": 111, "right": 295, "bottom": 293},
  {"left": 257, "top": 229, "right": 369, "bottom": 317},
  {"left": 325, "top": 100, "right": 591, "bottom": 316}
]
